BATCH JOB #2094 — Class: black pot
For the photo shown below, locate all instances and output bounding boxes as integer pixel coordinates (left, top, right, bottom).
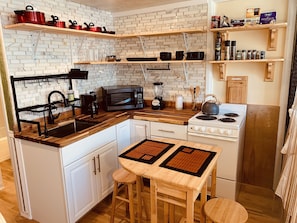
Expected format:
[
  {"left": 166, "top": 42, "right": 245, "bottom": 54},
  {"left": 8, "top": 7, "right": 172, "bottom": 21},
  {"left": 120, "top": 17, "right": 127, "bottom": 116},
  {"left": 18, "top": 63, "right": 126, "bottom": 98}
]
[
  {"left": 160, "top": 52, "right": 172, "bottom": 61},
  {"left": 186, "top": 51, "right": 204, "bottom": 60},
  {"left": 201, "top": 94, "right": 220, "bottom": 115}
]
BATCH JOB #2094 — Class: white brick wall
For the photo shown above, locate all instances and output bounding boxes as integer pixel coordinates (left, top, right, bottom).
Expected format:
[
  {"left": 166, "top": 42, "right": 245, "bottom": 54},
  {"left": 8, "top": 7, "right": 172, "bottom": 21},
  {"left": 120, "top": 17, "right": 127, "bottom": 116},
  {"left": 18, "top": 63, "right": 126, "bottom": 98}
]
[
  {"left": 114, "top": 3, "right": 208, "bottom": 103},
  {"left": 2, "top": 1, "right": 208, "bottom": 122}
]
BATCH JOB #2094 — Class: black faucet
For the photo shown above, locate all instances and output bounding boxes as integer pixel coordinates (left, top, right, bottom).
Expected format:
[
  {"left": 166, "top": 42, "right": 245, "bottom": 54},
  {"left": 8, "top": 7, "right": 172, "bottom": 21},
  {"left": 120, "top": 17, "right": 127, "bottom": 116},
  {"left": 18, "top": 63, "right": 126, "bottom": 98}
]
[{"left": 48, "top": 90, "right": 67, "bottom": 124}]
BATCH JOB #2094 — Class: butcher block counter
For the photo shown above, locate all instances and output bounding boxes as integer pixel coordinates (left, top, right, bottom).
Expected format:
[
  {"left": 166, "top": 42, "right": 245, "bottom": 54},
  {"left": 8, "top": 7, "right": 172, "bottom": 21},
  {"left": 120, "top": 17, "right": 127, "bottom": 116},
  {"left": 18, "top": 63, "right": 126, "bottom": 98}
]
[{"left": 14, "top": 107, "right": 197, "bottom": 147}]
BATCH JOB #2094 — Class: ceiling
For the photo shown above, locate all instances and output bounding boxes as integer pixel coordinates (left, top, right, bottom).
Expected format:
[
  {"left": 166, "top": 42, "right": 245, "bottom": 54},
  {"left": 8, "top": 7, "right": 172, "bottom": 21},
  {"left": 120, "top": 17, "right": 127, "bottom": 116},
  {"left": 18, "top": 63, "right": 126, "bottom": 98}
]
[{"left": 69, "top": 0, "right": 195, "bottom": 13}]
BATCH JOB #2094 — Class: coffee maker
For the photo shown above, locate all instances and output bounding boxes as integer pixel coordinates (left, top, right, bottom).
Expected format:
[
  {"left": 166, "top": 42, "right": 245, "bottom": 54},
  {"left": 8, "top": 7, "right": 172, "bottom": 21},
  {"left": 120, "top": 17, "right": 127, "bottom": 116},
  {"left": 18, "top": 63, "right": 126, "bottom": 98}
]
[
  {"left": 152, "top": 82, "right": 165, "bottom": 110},
  {"left": 80, "top": 92, "right": 98, "bottom": 116}
]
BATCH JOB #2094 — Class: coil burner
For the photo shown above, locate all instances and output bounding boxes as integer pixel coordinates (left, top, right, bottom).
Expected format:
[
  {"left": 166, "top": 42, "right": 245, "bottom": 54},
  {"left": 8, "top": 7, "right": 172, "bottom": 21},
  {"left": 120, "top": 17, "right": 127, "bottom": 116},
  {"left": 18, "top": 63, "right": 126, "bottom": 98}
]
[{"left": 196, "top": 115, "right": 217, "bottom": 121}]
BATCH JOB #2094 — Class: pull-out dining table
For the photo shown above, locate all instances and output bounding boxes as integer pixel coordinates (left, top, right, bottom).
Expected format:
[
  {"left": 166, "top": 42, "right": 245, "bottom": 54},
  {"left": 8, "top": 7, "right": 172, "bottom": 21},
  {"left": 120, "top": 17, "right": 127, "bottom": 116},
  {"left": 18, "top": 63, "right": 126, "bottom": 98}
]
[{"left": 119, "top": 137, "right": 221, "bottom": 223}]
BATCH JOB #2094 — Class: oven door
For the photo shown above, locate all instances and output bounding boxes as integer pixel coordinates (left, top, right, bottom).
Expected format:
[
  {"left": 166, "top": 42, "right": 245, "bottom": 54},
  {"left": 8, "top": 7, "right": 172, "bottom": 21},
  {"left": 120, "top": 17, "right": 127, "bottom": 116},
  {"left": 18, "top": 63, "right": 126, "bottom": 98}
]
[{"left": 188, "top": 132, "right": 241, "bottom": 181}]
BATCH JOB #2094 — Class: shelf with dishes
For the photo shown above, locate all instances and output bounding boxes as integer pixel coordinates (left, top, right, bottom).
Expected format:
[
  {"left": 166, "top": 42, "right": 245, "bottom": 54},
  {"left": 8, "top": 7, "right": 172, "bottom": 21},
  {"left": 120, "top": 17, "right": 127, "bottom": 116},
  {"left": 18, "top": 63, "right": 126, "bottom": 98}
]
[
  {"left": 5, "top": 23, "right": 207, "bottom": 39},
  {"left": 209, "top": 58, "right": 284, "bottom": 81},
  {"left": 74, "top": 59, "right": 205, "bottom": 65},
  {"left": 209, "top": 22, "right": 287, "bottom": 51}
]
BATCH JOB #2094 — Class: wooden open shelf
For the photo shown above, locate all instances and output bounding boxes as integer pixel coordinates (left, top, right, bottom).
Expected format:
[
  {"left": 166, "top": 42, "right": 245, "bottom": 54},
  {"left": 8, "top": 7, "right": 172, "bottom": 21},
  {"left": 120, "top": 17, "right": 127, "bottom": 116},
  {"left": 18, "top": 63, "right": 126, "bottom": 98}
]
[
  {"left": 209, "top": 58, "right": 284, "bottom": 81},
  {"left": 74, "top": 59, "right": 205, "bottom": 65},
  {"left": 5, "top": 23, "right": 206, "bottom": 39},
  {"left": 210, "top": 22, "right": 287, "bottom": 51}
]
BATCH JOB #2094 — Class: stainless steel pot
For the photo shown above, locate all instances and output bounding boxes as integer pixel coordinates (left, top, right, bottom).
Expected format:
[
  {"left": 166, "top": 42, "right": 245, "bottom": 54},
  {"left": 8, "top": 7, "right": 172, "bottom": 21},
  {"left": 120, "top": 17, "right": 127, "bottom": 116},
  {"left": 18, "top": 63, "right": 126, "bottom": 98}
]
[{"left": 201, "top": 94, "right": 220, "bottom": 115}]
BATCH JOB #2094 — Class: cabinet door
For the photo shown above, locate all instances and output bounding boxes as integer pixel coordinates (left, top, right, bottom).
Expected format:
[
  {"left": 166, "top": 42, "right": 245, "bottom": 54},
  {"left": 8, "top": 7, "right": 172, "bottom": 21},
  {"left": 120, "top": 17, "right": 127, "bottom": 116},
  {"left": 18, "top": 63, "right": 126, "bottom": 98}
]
[
  {"left": 116, "top": 120, "right": 131, "bottom": 155},
  {"left": 64, "top": 153, "right": 99, "bottom": 223},
  {"left": 131, "top": 120, "right": 150, "bottom": 144},
  {"left": 226, "top": 76, "right": 248, "bottom": 104},
  {"left": 97, "top": 141, "right": 118, "bottom": 199}
]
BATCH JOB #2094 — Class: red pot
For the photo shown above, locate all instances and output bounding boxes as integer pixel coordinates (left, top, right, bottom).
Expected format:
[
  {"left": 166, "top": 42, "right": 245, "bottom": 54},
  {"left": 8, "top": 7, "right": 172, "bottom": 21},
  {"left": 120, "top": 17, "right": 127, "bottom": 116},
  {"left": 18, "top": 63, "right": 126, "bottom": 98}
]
[
  {"left": 69, "top": 20, "right": 82, "bottom": 30},
  {"left": 84, "top": 22, "right": 101, "bottom": 32},
  {"left": 14, "top": 5, "right": 45, "bottom": 25},
  {"left": 47, "top": 15, "right": 65, "bottom": 28}
]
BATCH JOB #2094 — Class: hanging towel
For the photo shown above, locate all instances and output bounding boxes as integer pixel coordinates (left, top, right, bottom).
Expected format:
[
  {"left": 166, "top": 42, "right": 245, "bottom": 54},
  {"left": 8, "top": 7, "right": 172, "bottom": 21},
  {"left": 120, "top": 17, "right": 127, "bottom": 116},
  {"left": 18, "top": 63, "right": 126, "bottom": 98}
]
[{"left": 276, "top": 88, "right": 297, "bottom": 223}]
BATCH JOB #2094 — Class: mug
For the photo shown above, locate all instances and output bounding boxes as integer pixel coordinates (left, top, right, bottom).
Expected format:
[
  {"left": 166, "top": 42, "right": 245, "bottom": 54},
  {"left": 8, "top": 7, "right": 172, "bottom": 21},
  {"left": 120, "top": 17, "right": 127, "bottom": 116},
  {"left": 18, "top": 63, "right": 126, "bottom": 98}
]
[{"left": 175, "top": 51, "right": 184, "bottom": 60}]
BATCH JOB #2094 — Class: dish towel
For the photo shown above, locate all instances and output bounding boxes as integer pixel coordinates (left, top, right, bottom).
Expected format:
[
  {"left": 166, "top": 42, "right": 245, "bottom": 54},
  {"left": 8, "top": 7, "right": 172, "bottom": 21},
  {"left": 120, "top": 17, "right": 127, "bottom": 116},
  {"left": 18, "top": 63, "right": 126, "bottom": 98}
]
[{"left": 275, "top": 88, "right": 297, "bottom": 223}]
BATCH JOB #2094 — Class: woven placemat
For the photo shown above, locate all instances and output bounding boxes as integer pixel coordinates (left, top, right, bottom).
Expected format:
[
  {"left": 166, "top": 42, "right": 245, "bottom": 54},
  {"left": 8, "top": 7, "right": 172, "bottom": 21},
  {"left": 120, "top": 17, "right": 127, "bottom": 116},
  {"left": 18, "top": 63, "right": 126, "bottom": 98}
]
[
  {"left": 159, "top": 146, "right": 216, "bottom": 177},
  {"left": 119, "top": 139, "right": 175, "bottom": 164}
]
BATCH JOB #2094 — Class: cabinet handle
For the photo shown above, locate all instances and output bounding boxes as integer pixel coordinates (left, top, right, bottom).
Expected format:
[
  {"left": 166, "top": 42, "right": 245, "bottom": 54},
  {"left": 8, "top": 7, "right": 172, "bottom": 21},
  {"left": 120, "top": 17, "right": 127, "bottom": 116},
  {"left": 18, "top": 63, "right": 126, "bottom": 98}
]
[
  {"left": 93, "top": 157, "right": 96, "bottom": 175},
  {"left": 97, "top": 154, "right": 101, "bottom": 172},
  {"left": 158, "top": 129, "right": 175, "bottom": 133}
]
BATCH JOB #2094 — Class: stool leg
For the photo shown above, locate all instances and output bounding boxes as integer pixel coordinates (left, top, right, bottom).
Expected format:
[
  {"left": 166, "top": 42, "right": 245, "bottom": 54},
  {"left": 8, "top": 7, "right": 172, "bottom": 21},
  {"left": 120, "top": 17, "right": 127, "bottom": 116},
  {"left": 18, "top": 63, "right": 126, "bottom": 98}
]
[
  {"left": 128, "top": 183, "right": 135, "bottom": 223},
  {"left": 110, "top": 181, "right": 118, "bottom": 223}
]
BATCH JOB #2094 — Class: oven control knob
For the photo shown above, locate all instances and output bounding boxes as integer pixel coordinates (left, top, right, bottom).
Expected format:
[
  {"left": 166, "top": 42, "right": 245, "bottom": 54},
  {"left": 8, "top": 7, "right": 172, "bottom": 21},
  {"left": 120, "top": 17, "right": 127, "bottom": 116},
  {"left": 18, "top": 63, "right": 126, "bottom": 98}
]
[
  {"left": 200, "top": 126, "right": 206, "bottom": 132},
  {"left": 219, "top": 129, "right": 224, "bottom": 134},
  {"left": 193, "top": 126, "right": 199, "bottom": 131},
  {"left": 208, "top": 128, "right": 215, "bottom": 133},
  {"left": 226, "top": 130, "right": 232, "bottom": 135}
]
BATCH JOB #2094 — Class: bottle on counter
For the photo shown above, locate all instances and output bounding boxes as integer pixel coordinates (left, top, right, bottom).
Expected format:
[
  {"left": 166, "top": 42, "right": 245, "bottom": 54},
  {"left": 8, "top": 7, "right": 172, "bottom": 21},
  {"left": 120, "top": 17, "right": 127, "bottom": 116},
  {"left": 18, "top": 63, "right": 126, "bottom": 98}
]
[
  {"left": 215, "top": 32, "right": 222, "bottom": 61},
  {"left": 68, "top": 88, "right": 75, "bottom": 105}
]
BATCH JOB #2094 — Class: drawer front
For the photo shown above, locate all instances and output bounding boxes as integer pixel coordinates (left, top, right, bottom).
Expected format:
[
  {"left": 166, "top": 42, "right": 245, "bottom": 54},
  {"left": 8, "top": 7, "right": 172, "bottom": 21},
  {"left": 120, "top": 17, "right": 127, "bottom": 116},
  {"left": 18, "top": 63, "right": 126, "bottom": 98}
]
[
  {"left": 62, "top": 126, "right": 116, "bottom": 166},
  {"left": 150, "top": 122, "right": 187, "bottom": 140}
]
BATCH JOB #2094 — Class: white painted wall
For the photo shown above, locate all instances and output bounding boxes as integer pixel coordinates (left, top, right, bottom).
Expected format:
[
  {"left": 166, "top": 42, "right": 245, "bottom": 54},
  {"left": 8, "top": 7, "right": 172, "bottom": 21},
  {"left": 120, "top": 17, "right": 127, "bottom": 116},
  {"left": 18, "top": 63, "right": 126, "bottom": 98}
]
[{"left": 212, "top": 0, "right": 288, "bottom": 105}]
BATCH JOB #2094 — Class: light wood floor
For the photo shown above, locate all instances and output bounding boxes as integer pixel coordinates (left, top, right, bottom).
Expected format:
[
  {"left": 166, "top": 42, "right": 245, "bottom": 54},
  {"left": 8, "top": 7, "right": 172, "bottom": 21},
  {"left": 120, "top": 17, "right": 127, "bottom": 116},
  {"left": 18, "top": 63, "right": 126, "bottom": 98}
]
[{"left": 0, "top": 159, "right": 284, "bottom": 222}]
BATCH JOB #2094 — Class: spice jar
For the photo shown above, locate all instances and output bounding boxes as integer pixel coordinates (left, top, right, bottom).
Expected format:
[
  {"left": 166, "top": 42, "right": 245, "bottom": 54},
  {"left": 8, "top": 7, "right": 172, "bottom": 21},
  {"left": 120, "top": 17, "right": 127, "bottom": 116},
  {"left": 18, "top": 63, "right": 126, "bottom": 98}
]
[
  {"left": 236, "top": 50, "right": 242, "bottom": 60},
  {"left": 241, "top": 50, "right": 246, "bottom": 60}
]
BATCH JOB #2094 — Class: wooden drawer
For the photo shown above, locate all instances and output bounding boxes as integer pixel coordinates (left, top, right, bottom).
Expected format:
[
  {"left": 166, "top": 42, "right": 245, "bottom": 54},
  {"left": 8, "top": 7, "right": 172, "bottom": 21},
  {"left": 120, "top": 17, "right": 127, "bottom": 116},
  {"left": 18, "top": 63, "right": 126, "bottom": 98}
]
[{"left": 150, "top": 122, "right": 187, "bottom": 140}]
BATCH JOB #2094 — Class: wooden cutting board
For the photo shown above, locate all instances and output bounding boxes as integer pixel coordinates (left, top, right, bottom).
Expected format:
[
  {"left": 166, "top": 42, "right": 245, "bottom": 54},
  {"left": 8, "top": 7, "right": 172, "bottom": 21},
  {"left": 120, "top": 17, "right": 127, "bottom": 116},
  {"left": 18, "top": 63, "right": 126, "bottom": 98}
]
[{"left": 226, "top": 76, "right": 248, "bottom": 104}]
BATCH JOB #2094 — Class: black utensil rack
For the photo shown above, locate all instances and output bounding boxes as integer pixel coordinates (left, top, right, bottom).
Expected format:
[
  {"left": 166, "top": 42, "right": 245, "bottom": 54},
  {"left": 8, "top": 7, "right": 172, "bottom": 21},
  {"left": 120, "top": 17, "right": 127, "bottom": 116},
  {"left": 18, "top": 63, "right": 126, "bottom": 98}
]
[{"left": 10, "top": 70, "right": 88, "bottom": 135}]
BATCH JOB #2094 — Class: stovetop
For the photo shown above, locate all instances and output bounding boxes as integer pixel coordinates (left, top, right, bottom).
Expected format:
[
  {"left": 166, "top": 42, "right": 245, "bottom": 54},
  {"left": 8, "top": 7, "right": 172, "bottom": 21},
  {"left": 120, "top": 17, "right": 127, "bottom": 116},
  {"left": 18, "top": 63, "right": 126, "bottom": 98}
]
[
  {"left": 188, "top": 104, "right": 247, "bottom": 138},
  {"left": 188, "top": 103, "right": 247, "bottom": 129}
]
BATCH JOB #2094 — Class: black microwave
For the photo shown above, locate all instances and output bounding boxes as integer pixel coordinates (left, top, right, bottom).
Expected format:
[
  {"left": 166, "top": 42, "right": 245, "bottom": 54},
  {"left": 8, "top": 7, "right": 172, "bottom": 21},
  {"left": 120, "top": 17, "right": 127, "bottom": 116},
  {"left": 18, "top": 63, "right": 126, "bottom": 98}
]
[{"left": 101, "top": 85, "right": 144, "bottom": 111}]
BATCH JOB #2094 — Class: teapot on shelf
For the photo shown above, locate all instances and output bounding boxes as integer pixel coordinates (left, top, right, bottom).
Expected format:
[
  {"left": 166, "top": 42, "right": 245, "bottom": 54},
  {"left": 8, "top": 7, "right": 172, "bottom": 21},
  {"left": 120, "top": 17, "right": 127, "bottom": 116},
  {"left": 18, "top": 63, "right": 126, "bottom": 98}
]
[{"left": 201, "top": 94, "right": 220, "bottom": 115}]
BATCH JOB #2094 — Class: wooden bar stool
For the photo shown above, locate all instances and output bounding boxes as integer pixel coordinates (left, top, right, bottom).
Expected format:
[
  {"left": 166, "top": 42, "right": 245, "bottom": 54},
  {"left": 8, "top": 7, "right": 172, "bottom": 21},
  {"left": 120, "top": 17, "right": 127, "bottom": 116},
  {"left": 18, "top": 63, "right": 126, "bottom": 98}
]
[
  {"left": 204, "top": 198, "right": 248, "bottom": 223},
  {"left": 110, "top": 168, "right": 137, "bottom": 223}
]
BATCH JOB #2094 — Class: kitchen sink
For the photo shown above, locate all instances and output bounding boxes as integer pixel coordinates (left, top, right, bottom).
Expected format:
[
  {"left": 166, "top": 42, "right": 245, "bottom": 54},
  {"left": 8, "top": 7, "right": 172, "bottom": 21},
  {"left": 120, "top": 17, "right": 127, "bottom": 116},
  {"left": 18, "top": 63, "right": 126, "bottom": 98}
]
[{"left": 47, "top": 120, "right": 98, "bottom": 138}]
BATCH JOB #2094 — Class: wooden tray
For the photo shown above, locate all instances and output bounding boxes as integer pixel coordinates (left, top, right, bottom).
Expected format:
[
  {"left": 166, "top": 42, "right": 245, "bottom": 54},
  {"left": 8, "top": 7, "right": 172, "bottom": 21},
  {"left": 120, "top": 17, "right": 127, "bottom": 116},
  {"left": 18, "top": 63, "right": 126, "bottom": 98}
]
[
  {"left": 119, "top": 139, "right": 174, "bottom": 164},
  {"left": 160, "top": 146, "right": 216, "bottom": 177}
]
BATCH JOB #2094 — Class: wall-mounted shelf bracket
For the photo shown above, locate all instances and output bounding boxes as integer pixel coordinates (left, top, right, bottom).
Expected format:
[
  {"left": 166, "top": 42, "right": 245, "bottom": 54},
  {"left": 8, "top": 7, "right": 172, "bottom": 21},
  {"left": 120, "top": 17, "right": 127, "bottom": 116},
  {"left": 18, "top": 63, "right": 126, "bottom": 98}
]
[
  {"left": 138, "top": 36, "right": 146, "bottom": 56},
  {"left": 265, "top": 62, "right": 275, "bottom": 82},
  {"left": 218, "top": 63, "right": 226, "bottom": 81},
  {"left": 140, "top": 64, "right": 148, "bottom": 80},
  {"left": 32, "top": 31, "right": 41, "bottom": 60},
  {"left": 268, "top": 28, "right": 278, "bottom": 51},
  {"left": 182, "top": 33, "right": 189, "bottom": 51},
  {"left": 182, "top": 62, "right": 189, "bottom": 83}
]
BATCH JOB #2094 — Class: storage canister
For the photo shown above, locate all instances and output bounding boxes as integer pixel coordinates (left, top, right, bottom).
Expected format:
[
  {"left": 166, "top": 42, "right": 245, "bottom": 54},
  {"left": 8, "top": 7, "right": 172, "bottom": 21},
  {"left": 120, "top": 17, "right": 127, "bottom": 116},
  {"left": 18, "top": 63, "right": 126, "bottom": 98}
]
[
  {"left": 230, "top": 41, "right": 236, "bottom": 60},
  {"left": 175, "top": 95, "right": 183, "bottom": 110},
  {"left": 224, "top": 40, "right": 231, "bottom": 60}
]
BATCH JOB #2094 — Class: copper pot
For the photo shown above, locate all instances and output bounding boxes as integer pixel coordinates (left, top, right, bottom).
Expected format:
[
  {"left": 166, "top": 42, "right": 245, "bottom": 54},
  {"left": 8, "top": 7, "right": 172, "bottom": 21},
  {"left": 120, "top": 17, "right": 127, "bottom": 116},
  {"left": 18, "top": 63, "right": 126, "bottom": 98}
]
[
  {"left": 69, "top": 20, "right": 82, "bottom": 30},
  {"left": 47, "top": 15, "right": 65, "bottom": 28},
  {"left": 14, "top": 5, "right": 45, "bottom": 25},
  {"left": 84, "top": 22, "right": 101, "bottom": 32}
]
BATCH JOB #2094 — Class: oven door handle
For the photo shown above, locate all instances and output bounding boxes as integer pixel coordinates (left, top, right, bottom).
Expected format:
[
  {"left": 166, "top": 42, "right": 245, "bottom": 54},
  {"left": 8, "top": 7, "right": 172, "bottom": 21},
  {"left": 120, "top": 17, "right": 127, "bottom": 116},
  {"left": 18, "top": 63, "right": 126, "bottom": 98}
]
[{"left": 188, "top": 132, "right": 238, "bottom": 142}]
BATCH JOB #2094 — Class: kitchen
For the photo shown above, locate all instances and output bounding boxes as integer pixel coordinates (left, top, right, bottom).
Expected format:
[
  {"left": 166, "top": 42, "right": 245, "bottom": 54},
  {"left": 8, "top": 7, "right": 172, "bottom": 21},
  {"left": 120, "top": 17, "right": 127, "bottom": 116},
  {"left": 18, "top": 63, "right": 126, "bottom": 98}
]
[{"left": 0, "top": 0, "right": 296, "bottom": 222}]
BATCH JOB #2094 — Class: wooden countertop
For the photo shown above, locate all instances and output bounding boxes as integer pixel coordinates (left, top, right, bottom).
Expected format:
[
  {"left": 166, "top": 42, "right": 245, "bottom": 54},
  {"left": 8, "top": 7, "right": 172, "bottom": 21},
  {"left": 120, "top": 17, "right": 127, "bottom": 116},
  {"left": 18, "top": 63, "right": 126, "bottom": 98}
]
[{"left": 14, "top": 107, "right": 198, "bottom": 148}]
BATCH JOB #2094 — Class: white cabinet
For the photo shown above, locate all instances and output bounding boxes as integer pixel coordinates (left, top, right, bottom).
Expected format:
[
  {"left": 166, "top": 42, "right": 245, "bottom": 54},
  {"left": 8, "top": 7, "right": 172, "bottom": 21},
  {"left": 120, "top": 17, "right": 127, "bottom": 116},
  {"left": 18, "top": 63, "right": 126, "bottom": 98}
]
[
  {"left": 150, "top": 121, "right": 187, "bottom": 140},
  {"left": 116, "top": 120, "right": 131, "bottom": 155},
  {"left": 130, "top": 119, "right": 150, "bottom": 144},
  {"left": 65, "top": 140, "right": 117, "bottom": 223},
  {"left": 18, "top": 125, "right": 118, "bottom": 223}
]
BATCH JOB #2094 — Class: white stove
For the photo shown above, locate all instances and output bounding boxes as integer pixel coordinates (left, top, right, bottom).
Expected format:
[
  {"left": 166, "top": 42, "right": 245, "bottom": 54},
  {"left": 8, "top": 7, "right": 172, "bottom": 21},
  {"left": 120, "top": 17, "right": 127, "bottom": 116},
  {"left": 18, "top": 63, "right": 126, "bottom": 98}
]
[
  {"left": 188, "top": 103, "right": 247, "bottom": 140},
  {"left": 187, "top": 103, "right": 247, "bottom": 200}
]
